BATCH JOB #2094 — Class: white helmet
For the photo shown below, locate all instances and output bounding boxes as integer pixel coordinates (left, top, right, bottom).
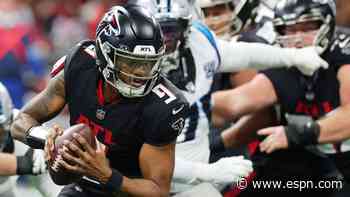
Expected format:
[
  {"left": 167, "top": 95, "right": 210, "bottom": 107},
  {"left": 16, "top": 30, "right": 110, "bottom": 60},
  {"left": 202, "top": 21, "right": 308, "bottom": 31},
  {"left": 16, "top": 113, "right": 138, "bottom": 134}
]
[{"left": 198, "top": 0, "right": 234, "bottom": 37}]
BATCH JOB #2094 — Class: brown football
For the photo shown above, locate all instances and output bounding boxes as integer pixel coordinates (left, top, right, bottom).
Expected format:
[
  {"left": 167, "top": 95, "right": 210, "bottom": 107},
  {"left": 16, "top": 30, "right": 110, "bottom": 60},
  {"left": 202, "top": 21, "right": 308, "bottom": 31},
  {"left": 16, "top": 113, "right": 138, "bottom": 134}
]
[{"left": 48, "top": 123, "right": 96, "bottom": 185}]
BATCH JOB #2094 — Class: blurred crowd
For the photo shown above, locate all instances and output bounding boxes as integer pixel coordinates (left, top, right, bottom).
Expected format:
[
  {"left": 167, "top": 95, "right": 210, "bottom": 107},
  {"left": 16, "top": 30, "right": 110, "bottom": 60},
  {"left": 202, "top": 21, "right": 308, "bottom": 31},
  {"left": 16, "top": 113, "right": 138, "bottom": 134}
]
[{"left": 0, "top": 0, "right": 126, "bottom": 108}]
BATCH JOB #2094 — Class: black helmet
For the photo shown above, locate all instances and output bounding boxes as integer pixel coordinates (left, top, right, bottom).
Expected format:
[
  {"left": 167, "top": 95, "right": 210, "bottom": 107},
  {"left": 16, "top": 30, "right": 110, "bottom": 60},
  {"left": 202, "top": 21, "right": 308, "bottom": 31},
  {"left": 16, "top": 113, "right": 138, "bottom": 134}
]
[
  {"left": 231, "top": 0, "right": 260, "bottom": 34},
  {"left": 154, "top": 0, "right": 192, "bottom": 54},
  {"left": 95, "top": 5, "right": 165, "bottom": 98},
  {"left": 273, "top": 0, "right": 336, "bottom": 52}
]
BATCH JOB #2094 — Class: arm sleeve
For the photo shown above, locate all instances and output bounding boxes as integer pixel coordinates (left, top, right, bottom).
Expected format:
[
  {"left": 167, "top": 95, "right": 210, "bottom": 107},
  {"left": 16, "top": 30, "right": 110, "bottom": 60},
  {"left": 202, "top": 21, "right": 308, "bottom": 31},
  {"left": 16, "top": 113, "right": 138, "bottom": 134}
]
[{"left": 217, "top": 41, "right": 300, "bottom": 72}]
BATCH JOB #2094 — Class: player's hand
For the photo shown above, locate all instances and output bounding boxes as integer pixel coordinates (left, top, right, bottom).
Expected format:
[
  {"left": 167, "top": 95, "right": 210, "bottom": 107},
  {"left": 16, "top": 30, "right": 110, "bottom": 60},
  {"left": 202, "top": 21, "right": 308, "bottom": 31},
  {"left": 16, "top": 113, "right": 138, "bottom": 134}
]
[
  {"left": 258, "top": 126, "right": 288, "bottom": 154},
  {"left": 291, "top": 46, "right": 328, "bottom": 76},
  {"left": 195, "top": 156, "right": 253, "bottom": 185},
  {"left": 44, "top": 125, "right": 63, "bottom": 164},
  {"left": 59, "top": 133, "right": 112, "bottom": 183}
]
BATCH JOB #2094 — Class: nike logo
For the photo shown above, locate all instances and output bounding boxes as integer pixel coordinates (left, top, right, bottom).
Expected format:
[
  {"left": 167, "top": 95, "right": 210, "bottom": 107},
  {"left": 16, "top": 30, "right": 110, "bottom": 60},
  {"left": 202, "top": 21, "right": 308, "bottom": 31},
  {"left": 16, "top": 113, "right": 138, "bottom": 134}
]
[
  {"left": 339, "top": 37, "right": 350, "bottom": 49},
  {"left": 172, "top": 104, "right": 184, "bottom": 115}
]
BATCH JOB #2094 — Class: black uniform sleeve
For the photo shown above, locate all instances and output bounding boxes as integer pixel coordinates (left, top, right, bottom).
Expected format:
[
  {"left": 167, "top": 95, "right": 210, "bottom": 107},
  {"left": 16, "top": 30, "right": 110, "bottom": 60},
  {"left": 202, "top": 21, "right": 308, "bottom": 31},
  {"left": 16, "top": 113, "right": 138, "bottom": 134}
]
[
  {"left": 63, "top": 40, "right": 96, "bottom": 102},
  {"left": 325, "top": 31, "right": 350, "bottom": 70},
  {"left": 144, "top": 102, "right": 189, "bottom": 146},
  {"left": 259, "top": 68, "right": 301, "bottom": 107}
]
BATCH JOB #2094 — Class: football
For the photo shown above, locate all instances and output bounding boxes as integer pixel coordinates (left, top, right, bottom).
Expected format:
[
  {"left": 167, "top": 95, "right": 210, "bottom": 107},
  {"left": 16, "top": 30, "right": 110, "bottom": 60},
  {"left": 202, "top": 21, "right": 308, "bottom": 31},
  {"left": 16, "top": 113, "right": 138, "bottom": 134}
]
[{"left": 48, "top": 123, "right": 96, "bottom": 185}]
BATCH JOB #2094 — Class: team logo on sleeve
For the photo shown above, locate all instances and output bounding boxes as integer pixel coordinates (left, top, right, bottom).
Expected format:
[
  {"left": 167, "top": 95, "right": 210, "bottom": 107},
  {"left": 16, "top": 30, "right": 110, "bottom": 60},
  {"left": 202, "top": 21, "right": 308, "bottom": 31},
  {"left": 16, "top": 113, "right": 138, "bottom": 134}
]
[{"left": 171, "top": 118, "right": 185, "bottom": 134}]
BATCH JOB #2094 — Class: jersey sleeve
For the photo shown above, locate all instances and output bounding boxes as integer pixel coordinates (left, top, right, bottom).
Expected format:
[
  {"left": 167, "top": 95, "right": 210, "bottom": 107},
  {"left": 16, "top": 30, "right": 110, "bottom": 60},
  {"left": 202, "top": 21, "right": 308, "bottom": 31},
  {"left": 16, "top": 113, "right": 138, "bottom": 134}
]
[
  {"left": 50, "top": 56, "right": 67, "bottom": 78},
  {"left": 63, "top": 40, "right": 96, "bottom": 102},
  {"left": 144, "top": 103, "right": 189, "bottom": 146},
  {"left": 143, "top": 79, "right": 190, "bottom": 146},
  {"left": 191, "top": 21, "right": 221, "bottom": 72},
  {"left": 326, "top": 31, "right": 350, "bottom": 70},
  {"left": 259, "top": 68, "right": 300, "bottom": 107}
]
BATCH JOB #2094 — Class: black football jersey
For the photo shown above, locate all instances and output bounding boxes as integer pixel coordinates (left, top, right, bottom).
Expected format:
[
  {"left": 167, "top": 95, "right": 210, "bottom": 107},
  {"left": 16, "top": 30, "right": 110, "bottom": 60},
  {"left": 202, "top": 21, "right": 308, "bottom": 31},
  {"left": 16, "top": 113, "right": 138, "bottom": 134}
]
[
  {"left": 256, "top": 29, "right": 350, "bottom": 177},
  {"left": 262, "top": 29, "right": 350, "bottom": 122},
  {"left": 59, "top": 40, "right": 189, "bottom": 179}
]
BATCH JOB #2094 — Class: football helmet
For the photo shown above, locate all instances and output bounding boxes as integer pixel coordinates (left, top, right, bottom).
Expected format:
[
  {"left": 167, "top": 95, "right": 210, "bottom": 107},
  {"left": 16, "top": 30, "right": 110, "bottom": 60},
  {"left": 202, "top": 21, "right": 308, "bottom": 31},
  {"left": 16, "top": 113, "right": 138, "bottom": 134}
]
[
  {"left": 95, "top": 5, "right": 165, "bottom": 98},
  {"left": 154, "top": 0, "right": 192, "bottom": 54},
  {"left": 198, "top": 0, "right": 234, "bottom": 37},
  {"left": 273, "top": 0, "right": 336, "bottom": 52}
]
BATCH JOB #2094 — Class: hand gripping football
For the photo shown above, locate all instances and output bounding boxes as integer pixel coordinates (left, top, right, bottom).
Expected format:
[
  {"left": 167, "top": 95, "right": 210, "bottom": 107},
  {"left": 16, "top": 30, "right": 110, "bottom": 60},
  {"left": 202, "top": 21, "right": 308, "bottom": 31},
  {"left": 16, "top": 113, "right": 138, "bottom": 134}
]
[{"left": 48, "top": 123, "right": 96, "bottom": 185}]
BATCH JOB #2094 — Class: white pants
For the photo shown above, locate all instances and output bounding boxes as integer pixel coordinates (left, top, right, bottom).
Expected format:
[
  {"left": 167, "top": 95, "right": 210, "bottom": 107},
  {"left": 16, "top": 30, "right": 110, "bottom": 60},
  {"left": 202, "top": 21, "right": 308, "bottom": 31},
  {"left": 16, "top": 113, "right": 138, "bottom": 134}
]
[
  {"left": 172, "top": 134, "right": 210, "bottom": 193},
  {"left": 0, "top": 178, "right": 14, "bottom": 197},
  {"left": 172, "top": 183, "right": 222, "bottom": 197}
]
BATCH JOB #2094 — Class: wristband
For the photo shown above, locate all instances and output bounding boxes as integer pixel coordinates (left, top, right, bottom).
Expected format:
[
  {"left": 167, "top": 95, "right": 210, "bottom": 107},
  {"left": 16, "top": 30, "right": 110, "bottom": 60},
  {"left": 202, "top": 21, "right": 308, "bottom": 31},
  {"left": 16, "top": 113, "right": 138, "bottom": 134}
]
[
  {"left": 285, "top": 120, "right": 320, "bottom": 148},
  {"left": 104, "top": 169, "right": 123, "bottom": 193},
  {"left": 24, "top": 126, "right": 49, "bottom": 149},
  {"left": 16, "top": 149, "right": 34, "bottom": 175}
]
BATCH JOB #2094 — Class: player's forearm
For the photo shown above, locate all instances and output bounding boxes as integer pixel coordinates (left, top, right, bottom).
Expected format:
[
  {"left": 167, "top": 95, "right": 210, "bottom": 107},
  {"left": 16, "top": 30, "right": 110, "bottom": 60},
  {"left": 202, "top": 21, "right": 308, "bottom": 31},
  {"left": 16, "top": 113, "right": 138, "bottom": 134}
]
[
  {"left": 12, "top": 71, "right": 66, "bottom": 146},
  {"left": 222, "top": 108, "right": 276, "bottom": 148},
  {"left": 318, "top": 105, "right": 350, "bottom": 144},
  {"left": 219, "top": 41, "right": 326, "bottom": 75},
  {"left": 0, "top": 153, "right": 17, "bottom": 175},
  {"left": 218, "top": 42, "right": 292, "bottom": 72},
  {"left": 121, "top": 176, "right": 169, "bottom": 197},
  {"left": 212, "top": 89, "right": 259, "bottom": 121},
  {"left": 11, "top": 112, "right": 40, "bottom": 142}
]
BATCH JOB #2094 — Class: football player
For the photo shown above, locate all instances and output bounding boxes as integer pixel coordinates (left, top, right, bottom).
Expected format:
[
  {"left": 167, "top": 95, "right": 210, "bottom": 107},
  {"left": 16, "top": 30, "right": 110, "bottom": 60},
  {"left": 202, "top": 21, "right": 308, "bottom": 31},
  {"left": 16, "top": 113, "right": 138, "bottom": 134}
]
[
  {"left": 0, "top": 82, "right": 46, "bottom": 197},
  {"left": 133, "top": 0, "right": 335, "bottom": 195},
  {"left": 11, "top": 5, "right": 189, "bottom": 197},
  {"left": 213, "top": 0, "right": 349, "bottom": 196}
]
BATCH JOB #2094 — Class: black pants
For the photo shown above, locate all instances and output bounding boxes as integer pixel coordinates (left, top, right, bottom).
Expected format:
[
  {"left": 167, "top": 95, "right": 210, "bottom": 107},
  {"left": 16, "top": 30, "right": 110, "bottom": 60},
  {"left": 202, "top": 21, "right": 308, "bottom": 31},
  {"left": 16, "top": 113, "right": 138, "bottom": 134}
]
[
  {"left": 327, "top": 152, "right": 350, "bottom": 197},
  {"left": 58, "top": 183, "right": 129, "bottom": 197},
  {"left": 238, "top": 150, "right": 344, "bottom": 197}
]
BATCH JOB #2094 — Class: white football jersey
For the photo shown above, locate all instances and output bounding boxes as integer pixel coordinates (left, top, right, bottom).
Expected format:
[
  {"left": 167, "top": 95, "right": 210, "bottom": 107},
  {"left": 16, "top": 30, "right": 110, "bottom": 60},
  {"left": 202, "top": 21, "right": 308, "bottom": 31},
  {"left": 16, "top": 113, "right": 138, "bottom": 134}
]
[
  {"left": 173, "top": 21, "right": 221, "bottom": 168},
  {"left": 170, "top": 22, "right": 220, "bottom": 193}
]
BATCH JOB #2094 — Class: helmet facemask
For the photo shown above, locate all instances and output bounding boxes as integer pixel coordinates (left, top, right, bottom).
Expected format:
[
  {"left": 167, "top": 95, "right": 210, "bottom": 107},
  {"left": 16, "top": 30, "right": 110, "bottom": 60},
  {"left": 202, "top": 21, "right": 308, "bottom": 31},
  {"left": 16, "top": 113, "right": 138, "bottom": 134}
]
[
  {"left": 97, "top": 38, "right": 163, "bottom": 98},
  {"left": 158, "top": 17, "right": 188, "bottom": 54},
  {"left": 274, "top": 9, "right": 333, "bottom": 53}
]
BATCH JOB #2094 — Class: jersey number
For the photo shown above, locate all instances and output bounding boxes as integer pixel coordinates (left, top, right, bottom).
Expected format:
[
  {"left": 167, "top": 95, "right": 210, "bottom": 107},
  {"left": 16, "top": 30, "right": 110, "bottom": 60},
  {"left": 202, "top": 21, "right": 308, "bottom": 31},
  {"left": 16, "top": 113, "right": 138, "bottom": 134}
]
[{"left": 152, "top": 84, "right": 176, "bottom": 104}]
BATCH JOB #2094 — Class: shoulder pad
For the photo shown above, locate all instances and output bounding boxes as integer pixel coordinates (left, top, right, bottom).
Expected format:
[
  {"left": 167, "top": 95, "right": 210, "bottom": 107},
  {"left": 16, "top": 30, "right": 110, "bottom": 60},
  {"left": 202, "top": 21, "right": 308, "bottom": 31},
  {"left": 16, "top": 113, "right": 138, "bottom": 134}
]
[{"left": 64, "top": 40, "right": 96, "bottom": 71}]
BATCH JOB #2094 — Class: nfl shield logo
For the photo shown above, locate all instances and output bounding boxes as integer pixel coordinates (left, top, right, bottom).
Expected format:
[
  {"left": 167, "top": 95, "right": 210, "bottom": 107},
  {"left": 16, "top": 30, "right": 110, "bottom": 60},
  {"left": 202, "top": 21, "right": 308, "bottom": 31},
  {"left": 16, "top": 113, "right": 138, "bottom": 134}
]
[{"left": 96, "top": 109, "right": 106, "bottom": 120}]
